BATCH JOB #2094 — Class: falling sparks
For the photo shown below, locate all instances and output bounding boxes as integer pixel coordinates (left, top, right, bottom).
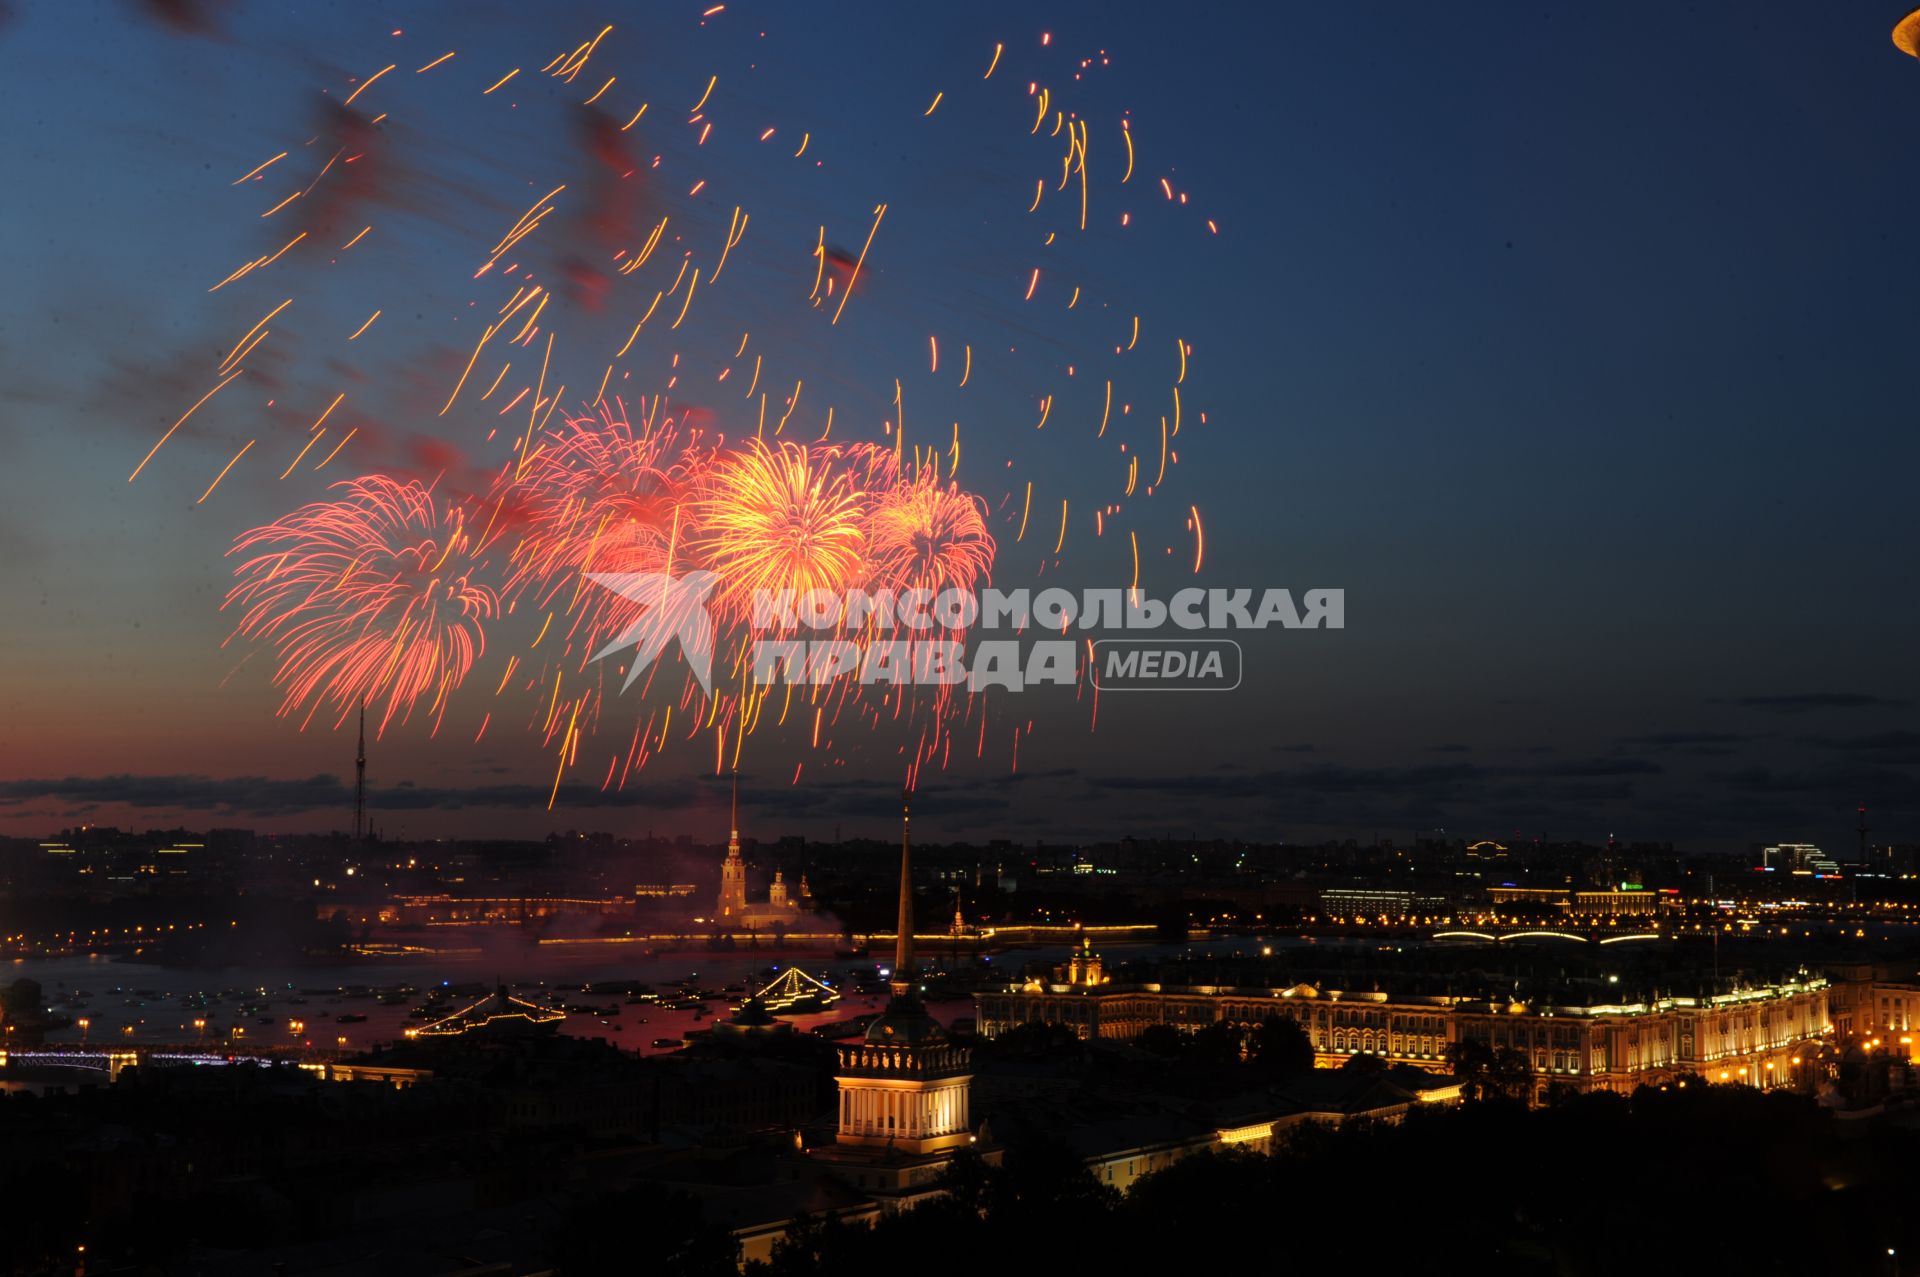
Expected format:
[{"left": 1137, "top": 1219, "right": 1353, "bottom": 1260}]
[
  {"left": 829, "top": 203, "right": 886, "bottom": 326},
  {"left": 149, "top": 8, "right": 1219, "bottom": 805},
  {"left": 342, "top": 64, "right": 395, "bottom": 107},
  {"left": 197, "top": 439, "right": 255, "bottom": 504},
  {"left": 129, "top": 369, "right": 246, "bottom": 483}
]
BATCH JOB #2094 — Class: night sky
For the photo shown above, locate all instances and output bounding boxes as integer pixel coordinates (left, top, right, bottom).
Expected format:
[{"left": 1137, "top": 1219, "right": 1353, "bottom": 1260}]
[{"left": 1, "top": 0, "right": 1916, "bottom": 851}]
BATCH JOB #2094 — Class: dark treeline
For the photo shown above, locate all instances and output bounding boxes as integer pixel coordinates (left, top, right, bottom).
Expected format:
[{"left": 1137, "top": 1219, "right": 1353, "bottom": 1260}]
[{"left": 562, "top": 1084, "right": 1919, "bottom": 1276}]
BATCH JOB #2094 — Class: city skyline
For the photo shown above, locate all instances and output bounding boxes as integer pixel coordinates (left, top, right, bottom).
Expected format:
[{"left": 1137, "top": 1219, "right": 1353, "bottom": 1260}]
[{"left": 10, "top": 7, "right": 1920, "bottom": 1273}]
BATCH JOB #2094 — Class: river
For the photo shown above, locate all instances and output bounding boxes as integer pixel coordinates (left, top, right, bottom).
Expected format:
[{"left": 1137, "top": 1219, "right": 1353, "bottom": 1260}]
[{"left": 4, "top": 932, "right": 1308, "bottom": 1055}]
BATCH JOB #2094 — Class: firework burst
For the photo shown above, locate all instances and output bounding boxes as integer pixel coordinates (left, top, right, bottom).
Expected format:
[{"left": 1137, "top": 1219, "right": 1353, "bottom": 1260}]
[
  {"left": 694, "top": 438, "right": 868, "bottom": 626},
  {"left": 867, "top": 474, "right": 996, "bottom": 607},
  {"left": 224, "top": 475, "right": 497, "bottom": 732},
  {"left": 504, "top": 406, "right": 709, "bottom": 660}
]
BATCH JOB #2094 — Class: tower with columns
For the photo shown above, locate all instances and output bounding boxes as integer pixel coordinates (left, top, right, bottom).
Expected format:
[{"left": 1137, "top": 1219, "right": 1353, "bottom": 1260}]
[{"left": 815, "top": 790, "right": 981, "bottom": 1191}]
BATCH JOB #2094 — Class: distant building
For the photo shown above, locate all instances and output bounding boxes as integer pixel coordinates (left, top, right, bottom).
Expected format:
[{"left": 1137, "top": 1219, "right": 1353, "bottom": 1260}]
[
  {"left": 709, "top": 995, "right": 795, "bottom": 1042},
  {"left": 715, "top": 770, "right": 815, "bottom": 930},
  {"left": 1760, "top": 843, "right": 1841, "bottom": 875},
  {"left": 1320, "top": 888, "right": 1448, "bottom": 918},
  {"left": 1486, "top": 884, "right": 1674, "bottom": 916},
  {"left": 976, "top": 968, "right": 1830, "bottom": 1104},
  {"left": 1825, "top": 959, "right": 1920, "bottom": 1055}
]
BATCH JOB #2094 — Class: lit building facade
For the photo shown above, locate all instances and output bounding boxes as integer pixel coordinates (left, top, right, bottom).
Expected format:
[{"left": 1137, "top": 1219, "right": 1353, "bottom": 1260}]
[
  {"left": 1825, "top": 959, "right": 1920, "bottom": 1058},
  {"left": 976, "top": 968, "right": 1830, "bottom": 1101},
  {"left": 1484, "top": 885, "right": 1675, "bottom": 916},
  {"left": 833, "top": 1035, "right": 973, "bottom": 1155},
  {"left": 1319, "top": 888, "right": 1448, "bottom": 918},
  {"left": 1760, "top": 843, "right": 1841, "bottom": 875}
]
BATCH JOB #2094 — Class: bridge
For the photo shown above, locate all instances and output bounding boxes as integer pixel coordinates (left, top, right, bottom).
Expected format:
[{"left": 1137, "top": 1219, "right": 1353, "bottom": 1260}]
[
  {"left": 1430, "top": 928, "right": 1666, "bottom": 945},
  {"left": 2, "top": 1042, "right": 342, "bottom": 1081}
]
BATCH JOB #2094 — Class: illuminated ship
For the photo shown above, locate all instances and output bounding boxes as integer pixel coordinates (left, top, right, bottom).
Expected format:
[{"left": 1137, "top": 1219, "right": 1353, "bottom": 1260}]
[{"left": 408, "top": 984, "right": 565, "bottom": 1037}]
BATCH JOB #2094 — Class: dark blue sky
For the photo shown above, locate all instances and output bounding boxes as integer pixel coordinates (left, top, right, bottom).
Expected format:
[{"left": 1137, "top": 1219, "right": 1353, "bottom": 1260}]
[{"left": 1, "top": 1, "right": 1916, "bottom": 852}]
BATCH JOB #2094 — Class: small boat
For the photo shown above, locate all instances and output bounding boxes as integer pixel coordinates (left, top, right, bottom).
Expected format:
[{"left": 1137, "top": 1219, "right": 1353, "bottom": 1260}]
[{"left": 335, "top": 1013, "right": 368, "bottom": 1024}]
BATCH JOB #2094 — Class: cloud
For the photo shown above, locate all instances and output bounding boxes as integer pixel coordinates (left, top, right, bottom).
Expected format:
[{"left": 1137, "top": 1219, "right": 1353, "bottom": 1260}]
[
  {"left": 1708, "top": 764, "right": 1920, "bottom": 805},
  {"left": 1725, "top": 693, "right": 1910, "bottom": 713},
  {"left": 0, "top": 773, "right": 707, "bottom": 818},
  {"left": 1798, "top": 731, "right": 1920, "bottom": 765},
  {"left": 1088, "top": 756, "right": 1660, "bottom": 796},
  {"left": 0, "top": 769, "right": 1043, "bottom": 830},
  {"left": 1528, "top": 758, "right": 1663, "bottom": 778}
]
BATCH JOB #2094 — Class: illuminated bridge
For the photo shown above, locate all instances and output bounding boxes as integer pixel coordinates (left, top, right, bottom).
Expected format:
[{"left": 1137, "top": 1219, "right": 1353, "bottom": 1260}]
[
  {"left": 1429, "top": 927, "right": 1668, "bottom": 946},
  {"left": 2, "top": 1042, "right": 341, "bottom": 1081}
]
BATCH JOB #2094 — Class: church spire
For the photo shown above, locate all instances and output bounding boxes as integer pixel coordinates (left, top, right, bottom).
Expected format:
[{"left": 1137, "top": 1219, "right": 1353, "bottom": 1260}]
[
  {"left": 716, "top": 766, "right": 748, "bottom": 919},
  {"left": 892, "top": 787, "right": 913, "bottom": 1000}
]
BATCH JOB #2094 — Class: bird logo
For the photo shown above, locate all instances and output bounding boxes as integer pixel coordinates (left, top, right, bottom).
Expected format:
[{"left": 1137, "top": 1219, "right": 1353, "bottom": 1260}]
[{"left": 587, "top": 570, "right": 719, "bottom": 695}]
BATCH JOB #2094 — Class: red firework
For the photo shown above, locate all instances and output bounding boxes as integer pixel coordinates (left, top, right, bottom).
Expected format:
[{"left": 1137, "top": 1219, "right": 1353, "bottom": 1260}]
[
  {"left": 224, "top": 475, "right": 497, "bottom": 732},
  {"left": 503, "top": 406, "right": 708, "bottom": 661}
]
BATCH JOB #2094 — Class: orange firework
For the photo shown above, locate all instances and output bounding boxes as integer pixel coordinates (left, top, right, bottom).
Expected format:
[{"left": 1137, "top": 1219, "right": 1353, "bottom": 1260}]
[
  {"left": 694, "top": 438, "right": 867, "bottom": 626},
  {"left": 224, "top": 475, "right": 497, "bottom": 732},
  {"left": 867, "top": 474, "right": 995, "bottom": 606}
]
